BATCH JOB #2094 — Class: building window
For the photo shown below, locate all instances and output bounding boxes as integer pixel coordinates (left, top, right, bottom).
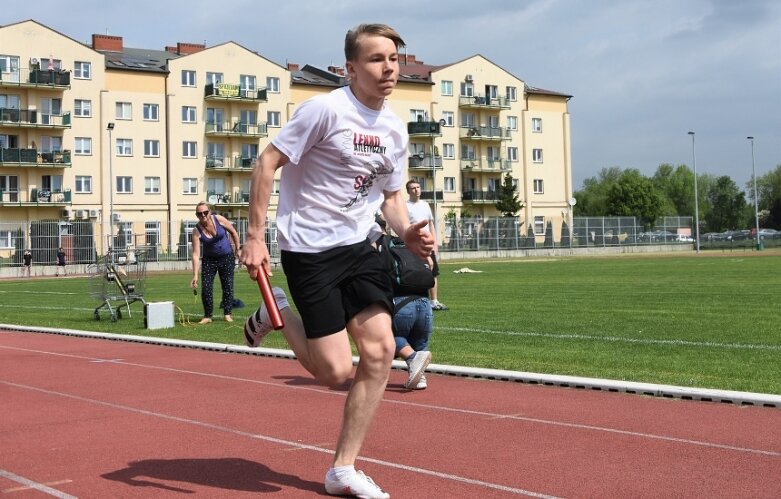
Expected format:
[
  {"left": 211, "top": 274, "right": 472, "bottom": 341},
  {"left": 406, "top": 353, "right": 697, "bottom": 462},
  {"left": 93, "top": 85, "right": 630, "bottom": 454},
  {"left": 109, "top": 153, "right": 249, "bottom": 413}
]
[
  {"left": 444, "top": 176, "right": 455, "bottom": 192},
  {"left": 206, "top": 72, "right": 223, "bottom": 86},
  {"left": 532, "top": 117, "right": 542, "bottom": 133},
  {"left": 183, "top": 178, "right": 198, "bottom": 194},
  {"left": 115, "top": 102, "right": 132, "bottom": 120},
  {"left": 74, "top": 99, "right": 91, "bottom": 117},
  {"left": 181, "top": 70, "right": 196, "bottom": 87},
  {"left": 442, "top": 111, "right": 454, "bottom": 126},
  {"left": 461, "top": 112, "right": 476, "bottom": 128},
  {"left": 267, "top": 111, "right": 281, "bottom": 127},
  {"left": 116, "top": 138, "right": 132, "bottom": 156},
  {"left": 460, "top": 81, "right": 474, "bottom": 97},
  {"left": 182, "top": 106, "right": 197, "bottom": 123},
  {"left": 506, "top": 86, "right": 517, "bottom": 101},
  {"left": 507, "top": 116, "right": 518, "bottom": 130},
  {"left": 441, "top": 80, "right": 453, "bottom": 96},
  {"left": 533, "top": 179, "right": 544, "bottom": 194},
  {"left": 74, "top": 61, "right": 91, "bottom": 79},
  {"left": 145, "top": 176, "right": 161, "bottom": 194},
  {"left": 507, "top": 147, "right": 518, "bottom": 162},
  {"left": 0, "top": 230, "right": 15, "bottom": 249},
  {"left": 266, "top": 76, "right": 280, "bottom": 93},
  {"left": 272, "top": 179, "right": 281, "bottom": 195},
  {"left": 240, "top": 74, "right": 256, "bottom": 95},
  {"left": 116, "top": 176, "right": 133, "bottom": 193},
  {"left": 534, "top": 216, "right": 545, "bottom": 235},
  {"left": 74, "top": 137, "right": 92, "bottom": 155},
  {"left": 532, "top": 148, "right": 543, "bottom": 163},
  {"left": 409, "top": 109, "right": 426, "bottom": 121},
  {"left": 183, "top": 141, "right": 197, "bottom": 158},
  {"left": 144, "top": 140, "right": 160, "bottom": 157},
  {"left": 75, "top": 175, "right": 92, "bottom": 193},
  {"left": 443, "top": 143, "right": 455, "bottom": 159},
  {"left": 143, "top": 103, "right": 159, "bottom": 121}
]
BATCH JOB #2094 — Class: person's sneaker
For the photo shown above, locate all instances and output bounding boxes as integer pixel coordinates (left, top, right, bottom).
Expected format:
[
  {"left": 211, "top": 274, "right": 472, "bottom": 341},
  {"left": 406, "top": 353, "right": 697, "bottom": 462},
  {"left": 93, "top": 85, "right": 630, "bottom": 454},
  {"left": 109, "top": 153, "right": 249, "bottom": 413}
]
[
  {"left": 324, "top": 469, "right": 389, "bottom": 499},
  {"left": 243, "top": 287, "right": 289, "bottom": 347},
  {"left": 431, "top": 300, "right": 449, "bottom": 311},
  {"left": 404, "top": 350, "right": 431, "bottom": 389},
  {"left": 415, "top": 375, "right": 427, "bottom": 390}
]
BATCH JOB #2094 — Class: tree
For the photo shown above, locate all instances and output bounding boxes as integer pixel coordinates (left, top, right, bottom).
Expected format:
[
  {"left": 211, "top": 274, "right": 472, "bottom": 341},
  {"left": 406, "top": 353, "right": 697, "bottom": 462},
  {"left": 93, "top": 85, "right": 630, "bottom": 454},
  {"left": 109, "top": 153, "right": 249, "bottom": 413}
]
[
  {"left": 606, "top": 169, "right": 664, "bottom": 228},
  {"left": 494, "top": 172, "right": 523, "bottom": 217},
  {"left": 653, "top": 163, "right": 698, "bottom": 217},
  {"left": 750, "top": 164, "right": 781, "bottom": 229},
  {"left": 573, "top": 166, "right": 622, "bottom": 216},
  {"left": 705, "top": 176, "right": 747, "bottom": 232}
]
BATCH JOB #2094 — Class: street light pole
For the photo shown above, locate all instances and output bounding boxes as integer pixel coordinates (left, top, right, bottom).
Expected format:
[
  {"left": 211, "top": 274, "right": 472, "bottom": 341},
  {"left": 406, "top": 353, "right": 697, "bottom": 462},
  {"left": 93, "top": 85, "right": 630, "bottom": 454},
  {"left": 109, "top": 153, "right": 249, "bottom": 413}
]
[
  {"left": 747, "top": 136, "right": 760, "bottom": 250},
  {"left": 687, "top": 131, "right": 700, "bottom": 254},
  {"left": 107, "top": 122, "right": 115, "bottom": 260}
]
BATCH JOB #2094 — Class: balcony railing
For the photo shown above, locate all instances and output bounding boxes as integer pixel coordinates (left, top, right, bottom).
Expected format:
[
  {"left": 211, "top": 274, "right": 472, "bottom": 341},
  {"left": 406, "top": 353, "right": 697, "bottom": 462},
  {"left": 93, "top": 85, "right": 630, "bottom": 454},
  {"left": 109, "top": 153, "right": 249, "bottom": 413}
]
[
  {"left": 420, "top": 190, "right": 444, "bottom": 203},
  {"left": 0, "top": 67, "right": 71, "bottom": 89},
  {"left": 0, "top": 108, "right": 71, "bottom": 128},
  {"left": 206, "top": 191, "right": 250, "bottom": 205},
  {"left": 408, "top": 154, "right": 443, "bottom": 169},
  {"left": 460, "top": 157, "right": 511, "bottom": 172},
  {"left": 407, "top": 120, "right": 442, "bottom": 136},
  {"left": 459, "top": 125, "right": 510, "bottom": 141},
  {"left": 205, "top": 156, "right": 256, "bottom": 170},
  {"left": 462, "top": 189, "right": 499, "bottom": 203},
  {"left": 204, "top": 121, "right": 268, "bottom": 137},
  {"left": 204, "top": 83, "right": 268, "bottom": 102},
  {"left": 0, "top": 188, "right": 72, "bottom": 205},
  {"left": 0, "top": 148, "right": 72, "bottom": 167},
  {"left": 458, "top": 94, "right": 511, "bottom": 109}
]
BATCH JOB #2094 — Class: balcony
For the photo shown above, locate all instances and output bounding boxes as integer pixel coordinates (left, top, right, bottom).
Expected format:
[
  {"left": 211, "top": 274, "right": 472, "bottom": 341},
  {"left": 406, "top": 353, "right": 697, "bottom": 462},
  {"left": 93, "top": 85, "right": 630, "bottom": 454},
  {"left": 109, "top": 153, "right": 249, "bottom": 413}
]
[
  {"left": 460, "top": 157, "right": 511, "bottom": 172},
  {"left": 204, "top": 121, "right": 268, "bottom": 138},
  {"left": 459, "top": 125, "right": 510, "bottom": 141},
  {"left": 0, "top": 67, "right": 71, "bottom": 90},
  {"left": 462, "top": 189, "right": 499, "bottom": 203},
  {"left": 419, "top": 190, "right": 444, "bottom": 203},
  {"left": 206, "top": 191, "right": 250, "bottom": 206},
  {"left": 408, "top": 153, "right": 442, "bottom": 170},
  {"left": 0, "top": 108, "right": 71, "bottom": 128},
  {"left": 204, "top": 156, "right": 256, "bottom": 170},
  {"left": 0, "top": 148, "right": 72, "bottom": 167},
  {"left": 204, "top": 83, "right": 268, "bottom": 102},
  {"left": 0, "top": 188, "right": 72, "bottom": 206},
  {"left": 407, "top": 120, "right": 442, "bottom": 137},
  {"left": 458, "top": 94, "right": 511, "bottom": 109}
]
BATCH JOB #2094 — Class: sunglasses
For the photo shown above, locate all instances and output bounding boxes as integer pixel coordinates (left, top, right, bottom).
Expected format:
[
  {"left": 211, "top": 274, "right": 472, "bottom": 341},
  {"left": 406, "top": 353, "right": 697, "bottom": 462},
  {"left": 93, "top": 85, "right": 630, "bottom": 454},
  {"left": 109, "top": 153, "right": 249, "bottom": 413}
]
[{"left": 196, "top": 210, "right": 210, "bottom": 218}]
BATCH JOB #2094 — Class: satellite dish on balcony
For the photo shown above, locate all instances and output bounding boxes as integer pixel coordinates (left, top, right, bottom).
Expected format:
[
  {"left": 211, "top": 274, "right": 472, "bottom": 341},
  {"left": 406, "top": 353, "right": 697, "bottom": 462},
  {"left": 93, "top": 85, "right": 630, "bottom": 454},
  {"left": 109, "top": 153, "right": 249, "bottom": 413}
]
[
  {"left": 568, "top": 197, "right": 577, "bottom": 206},
  {"left": 439, "top": 119, "right": 447, "bottom": 127}
]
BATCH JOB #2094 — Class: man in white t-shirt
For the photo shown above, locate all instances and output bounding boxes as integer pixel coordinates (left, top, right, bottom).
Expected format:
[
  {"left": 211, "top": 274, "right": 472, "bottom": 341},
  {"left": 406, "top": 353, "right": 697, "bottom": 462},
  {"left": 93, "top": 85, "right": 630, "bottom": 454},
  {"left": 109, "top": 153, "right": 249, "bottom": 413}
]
[
  {"left": 406, "top": 179, "right": 448, "bottom": 310},
  {"left": 240, "top": 24, "right": 433, "bottom": 499}
]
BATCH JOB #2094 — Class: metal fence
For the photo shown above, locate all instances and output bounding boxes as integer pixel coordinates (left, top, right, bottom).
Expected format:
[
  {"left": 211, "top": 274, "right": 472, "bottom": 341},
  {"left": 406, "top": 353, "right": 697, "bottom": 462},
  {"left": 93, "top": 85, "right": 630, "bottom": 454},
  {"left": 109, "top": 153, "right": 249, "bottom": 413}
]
[{"left": 4, "top": 215, "right": 776, "bottom": 269}]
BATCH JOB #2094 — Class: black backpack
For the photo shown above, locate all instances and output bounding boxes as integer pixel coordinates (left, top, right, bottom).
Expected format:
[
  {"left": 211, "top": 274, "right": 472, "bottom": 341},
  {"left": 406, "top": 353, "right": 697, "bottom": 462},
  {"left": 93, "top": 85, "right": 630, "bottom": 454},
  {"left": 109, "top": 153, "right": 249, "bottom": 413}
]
[{"left": 377, "top": 234, "right": 435, "bottom": 298}]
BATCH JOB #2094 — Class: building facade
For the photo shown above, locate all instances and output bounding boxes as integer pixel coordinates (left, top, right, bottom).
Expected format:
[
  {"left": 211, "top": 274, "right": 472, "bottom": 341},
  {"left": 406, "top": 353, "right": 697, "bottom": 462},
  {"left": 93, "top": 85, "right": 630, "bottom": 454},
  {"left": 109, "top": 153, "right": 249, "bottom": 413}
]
[{"left": 0, "top": 20, "right": 572, "bottom": 260}]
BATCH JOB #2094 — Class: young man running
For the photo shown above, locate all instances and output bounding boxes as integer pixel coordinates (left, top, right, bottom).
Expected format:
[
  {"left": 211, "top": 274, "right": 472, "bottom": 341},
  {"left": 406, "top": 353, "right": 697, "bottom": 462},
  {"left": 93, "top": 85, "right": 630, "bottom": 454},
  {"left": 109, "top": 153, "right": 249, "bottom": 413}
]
[{"left": 240, "top": 23, "right": 433, "bottom": 499}]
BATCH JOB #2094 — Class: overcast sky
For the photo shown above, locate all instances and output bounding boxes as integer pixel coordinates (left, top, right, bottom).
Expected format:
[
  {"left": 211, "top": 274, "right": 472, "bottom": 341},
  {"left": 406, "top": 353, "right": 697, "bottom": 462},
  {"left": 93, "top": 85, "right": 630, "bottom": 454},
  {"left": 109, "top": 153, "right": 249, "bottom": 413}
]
[{"left": 8, "top": 0, "right": 780, "bottom": 190}]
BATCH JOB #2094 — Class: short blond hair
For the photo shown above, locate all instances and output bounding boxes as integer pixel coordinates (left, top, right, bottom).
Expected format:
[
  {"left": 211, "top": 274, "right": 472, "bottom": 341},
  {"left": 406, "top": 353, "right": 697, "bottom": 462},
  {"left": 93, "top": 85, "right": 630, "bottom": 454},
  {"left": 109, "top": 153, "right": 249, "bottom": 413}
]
[{"left": 344, "top": 24, "right": 405, "bottom": 61}]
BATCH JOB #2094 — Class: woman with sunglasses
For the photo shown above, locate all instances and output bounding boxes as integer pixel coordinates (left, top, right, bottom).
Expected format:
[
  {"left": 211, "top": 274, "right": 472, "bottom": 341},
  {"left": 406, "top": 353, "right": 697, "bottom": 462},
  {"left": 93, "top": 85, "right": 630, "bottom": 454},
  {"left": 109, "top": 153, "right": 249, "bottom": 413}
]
[{"left": 190, "top": 201, "right": 240, "bottom": 324}]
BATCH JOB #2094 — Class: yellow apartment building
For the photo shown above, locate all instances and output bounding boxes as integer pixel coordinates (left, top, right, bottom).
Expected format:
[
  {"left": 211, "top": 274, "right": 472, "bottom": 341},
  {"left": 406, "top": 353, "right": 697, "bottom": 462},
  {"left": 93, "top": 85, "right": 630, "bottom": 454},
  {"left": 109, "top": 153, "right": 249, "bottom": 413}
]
[{"left": 0, "top": 19, "right": 572, "bottom": 263}]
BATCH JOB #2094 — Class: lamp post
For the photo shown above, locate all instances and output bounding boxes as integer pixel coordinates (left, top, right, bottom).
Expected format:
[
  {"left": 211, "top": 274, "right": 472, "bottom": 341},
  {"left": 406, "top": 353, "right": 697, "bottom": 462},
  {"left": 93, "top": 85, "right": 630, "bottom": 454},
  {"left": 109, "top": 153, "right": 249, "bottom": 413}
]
[
  {"left": 687, "top": 131, "right": 700, "bottom": 254},
  {"left": 747, "top": 136, "right": 761, "bottom": 250},
  {"left": 107, "top": 122, "right": 115, "bottom": 259}
]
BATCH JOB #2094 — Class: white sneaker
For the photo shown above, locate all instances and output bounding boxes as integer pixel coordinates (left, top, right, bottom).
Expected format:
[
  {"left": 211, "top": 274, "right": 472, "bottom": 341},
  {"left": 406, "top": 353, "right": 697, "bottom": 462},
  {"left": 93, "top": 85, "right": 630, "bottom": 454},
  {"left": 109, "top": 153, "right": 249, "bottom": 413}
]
[
  {"left": 404, "top": 350, "right": 431, "bottom": 389},
  {"left": 243, "top": 287, "right": 289, "bottom": 347},
  {"left": 414, "top": 375, "right": 427, "bottom": 390},
  {"left": 324, "top": 469, "right": 389, "bottom": 498},
  {"left": 431, "top": 300, "right": 449, "bottom": 311}
]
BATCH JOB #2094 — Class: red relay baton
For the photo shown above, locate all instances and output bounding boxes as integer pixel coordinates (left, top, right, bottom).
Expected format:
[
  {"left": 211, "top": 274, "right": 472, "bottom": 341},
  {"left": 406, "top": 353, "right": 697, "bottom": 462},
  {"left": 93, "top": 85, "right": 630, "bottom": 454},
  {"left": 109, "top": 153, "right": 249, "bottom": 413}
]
[{"left": 257, "top": 269, "right": 284, "bottom": 330}]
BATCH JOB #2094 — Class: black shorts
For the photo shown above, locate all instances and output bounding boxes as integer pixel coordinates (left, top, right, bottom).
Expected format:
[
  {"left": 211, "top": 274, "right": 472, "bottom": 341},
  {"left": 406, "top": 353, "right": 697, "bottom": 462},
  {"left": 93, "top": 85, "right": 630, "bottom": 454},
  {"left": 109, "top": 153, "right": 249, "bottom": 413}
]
[
  {"left": 281, "top": 239, "right": 394, "bottom": 339},
  {"left": 431, "top": 251, "right": 440, "bottom": 277}
]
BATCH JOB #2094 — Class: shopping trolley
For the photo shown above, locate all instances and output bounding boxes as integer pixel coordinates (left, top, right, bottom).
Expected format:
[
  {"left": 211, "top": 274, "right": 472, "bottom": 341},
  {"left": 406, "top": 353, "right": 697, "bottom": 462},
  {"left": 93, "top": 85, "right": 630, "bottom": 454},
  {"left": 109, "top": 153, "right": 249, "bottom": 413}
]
[{"left": 88, "top": 248, "right": 147, "bottom": 322}]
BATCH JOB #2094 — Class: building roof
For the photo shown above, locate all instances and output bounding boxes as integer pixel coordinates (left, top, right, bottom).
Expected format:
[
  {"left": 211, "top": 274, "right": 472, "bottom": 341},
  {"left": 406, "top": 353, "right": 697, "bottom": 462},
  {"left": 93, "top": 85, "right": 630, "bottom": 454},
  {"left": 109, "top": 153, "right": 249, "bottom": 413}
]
[{"left": 101, "top": 47, "right": 174, "bottom": 73}]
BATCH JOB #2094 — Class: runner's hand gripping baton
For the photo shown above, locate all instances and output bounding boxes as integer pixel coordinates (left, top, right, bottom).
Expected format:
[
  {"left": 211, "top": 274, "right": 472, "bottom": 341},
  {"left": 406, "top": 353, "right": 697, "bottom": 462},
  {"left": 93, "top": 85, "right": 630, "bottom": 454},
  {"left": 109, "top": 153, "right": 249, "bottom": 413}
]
[{"left": 257, "top": 269, "right": 284, "bottom": 330}]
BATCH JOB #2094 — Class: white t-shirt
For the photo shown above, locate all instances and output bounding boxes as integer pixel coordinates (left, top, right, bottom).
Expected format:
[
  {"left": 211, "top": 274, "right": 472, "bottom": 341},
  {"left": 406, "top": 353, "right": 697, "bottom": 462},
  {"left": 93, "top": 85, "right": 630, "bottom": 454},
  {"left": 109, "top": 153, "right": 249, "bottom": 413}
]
[
  {"left": 272, "top": 87, "right": 408, "bottom": 252},
  {"left": 407, "top": 199, "right": 434, "bottom": 234}
]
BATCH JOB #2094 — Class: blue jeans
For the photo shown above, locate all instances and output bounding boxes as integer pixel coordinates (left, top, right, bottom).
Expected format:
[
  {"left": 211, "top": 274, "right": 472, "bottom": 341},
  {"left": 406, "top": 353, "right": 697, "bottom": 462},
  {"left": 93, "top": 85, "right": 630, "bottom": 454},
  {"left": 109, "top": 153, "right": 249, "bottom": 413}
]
[{"left": 392, "top": 296, "right": 433, "bottom": 356}]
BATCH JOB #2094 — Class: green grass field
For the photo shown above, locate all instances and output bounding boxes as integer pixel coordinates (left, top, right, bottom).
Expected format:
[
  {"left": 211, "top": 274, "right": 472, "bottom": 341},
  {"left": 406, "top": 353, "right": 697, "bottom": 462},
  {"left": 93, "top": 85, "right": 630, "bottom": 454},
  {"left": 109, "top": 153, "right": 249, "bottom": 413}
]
[{"left": 1, "top": 251, "right": 780, "bottom": 394}]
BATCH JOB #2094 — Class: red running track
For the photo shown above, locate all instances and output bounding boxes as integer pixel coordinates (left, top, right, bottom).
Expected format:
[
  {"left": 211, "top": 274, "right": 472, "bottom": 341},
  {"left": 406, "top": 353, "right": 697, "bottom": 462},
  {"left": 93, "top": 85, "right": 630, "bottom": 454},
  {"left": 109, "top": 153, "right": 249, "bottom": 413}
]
[{"left": 1, "top": 329, "right": 780, "bottom": 498}]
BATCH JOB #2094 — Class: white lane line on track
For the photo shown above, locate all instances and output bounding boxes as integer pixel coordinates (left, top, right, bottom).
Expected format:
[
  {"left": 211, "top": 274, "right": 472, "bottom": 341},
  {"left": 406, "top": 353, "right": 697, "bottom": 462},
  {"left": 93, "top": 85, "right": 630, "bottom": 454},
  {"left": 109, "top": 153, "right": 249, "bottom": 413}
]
[
  {"left": 1, "top": 380, "right": 560, "bottom": 499},
  {"left": 0, "top": 469, "right": 76, "bottom": 499},
  {"left": 440, "top": 326, "right": 781, "bottom": 351},
  {"left": 3, "top": 344, "right": 779, "bottom": 458}
]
